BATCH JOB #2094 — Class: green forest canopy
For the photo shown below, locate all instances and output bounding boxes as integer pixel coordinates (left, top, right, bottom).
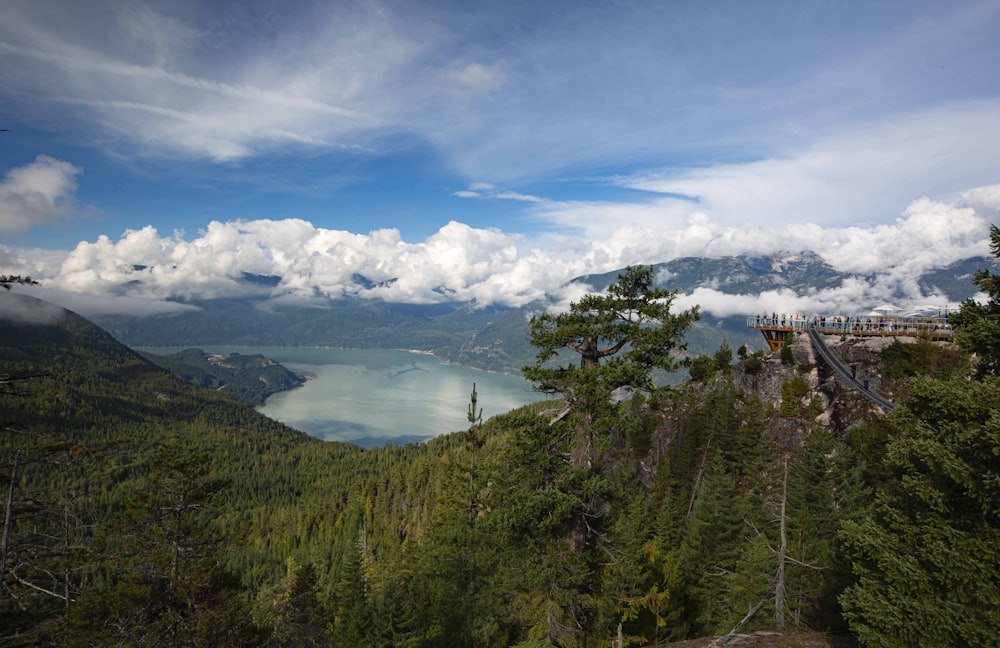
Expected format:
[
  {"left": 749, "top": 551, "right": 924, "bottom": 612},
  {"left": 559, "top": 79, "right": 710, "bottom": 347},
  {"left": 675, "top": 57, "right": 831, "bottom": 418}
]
[{"left": 1, "top": 250, "right": 998, "bottom": 647}]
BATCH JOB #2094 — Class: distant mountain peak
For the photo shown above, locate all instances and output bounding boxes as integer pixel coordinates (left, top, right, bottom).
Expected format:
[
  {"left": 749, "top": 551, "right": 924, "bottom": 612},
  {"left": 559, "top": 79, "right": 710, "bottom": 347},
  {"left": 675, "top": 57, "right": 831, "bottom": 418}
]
[
  {"left": 351, "top": 273, "right": 397, "bottom": 290},
  {"left": 240, "top": 272, "right": 282, "bottom": 287}
]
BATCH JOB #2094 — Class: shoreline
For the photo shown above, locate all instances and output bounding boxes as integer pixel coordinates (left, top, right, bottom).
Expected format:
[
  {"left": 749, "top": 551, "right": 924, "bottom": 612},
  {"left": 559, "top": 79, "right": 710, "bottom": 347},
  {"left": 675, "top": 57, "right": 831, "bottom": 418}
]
[{"left": 137, "top": 343, "right": 523, "bottom": 378}]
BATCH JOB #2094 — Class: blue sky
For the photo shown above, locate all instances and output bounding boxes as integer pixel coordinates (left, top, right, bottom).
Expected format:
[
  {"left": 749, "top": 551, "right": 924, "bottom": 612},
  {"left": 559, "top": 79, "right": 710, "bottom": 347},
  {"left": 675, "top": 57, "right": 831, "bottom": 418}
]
[{"left": 1, "top": 0, "right": 999, "bottom": 314}]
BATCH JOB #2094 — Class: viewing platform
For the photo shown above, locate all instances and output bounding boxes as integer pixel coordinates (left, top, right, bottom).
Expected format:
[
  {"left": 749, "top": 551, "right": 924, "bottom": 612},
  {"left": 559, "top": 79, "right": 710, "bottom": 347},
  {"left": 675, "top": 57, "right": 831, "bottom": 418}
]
[{"left": 747, "top": 313, "right": 953, "bottom": 352}]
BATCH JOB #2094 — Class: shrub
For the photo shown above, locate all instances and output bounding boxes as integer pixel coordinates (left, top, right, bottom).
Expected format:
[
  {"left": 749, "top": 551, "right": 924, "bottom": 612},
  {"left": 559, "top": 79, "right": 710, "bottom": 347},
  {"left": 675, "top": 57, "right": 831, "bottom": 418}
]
[
  {"left": 688, "top": 356, "right": 715, "bottom": 382},
  {"left": 780, "top": 339, "right": 796, "bottom": 365},
  {"left": 713, "top": 342, "right": 733, "bottom": 371},
  {"left": 780, "top": 375, "right": 810, "bottom": 416},
  {"left": 743, "top": 351, "right": 765, "bottom": 375}
]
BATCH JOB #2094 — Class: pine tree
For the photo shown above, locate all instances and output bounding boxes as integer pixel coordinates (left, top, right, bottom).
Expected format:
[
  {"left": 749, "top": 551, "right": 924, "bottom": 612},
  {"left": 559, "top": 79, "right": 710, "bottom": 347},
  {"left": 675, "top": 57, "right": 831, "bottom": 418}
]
[
  {"left": 679, "top": 455, "right": 750, "bottom": 634},
  {"left": 67, "top": 444, "right": 256, "bottom": 647},
  {"left": 329, "top": 548, "right": 371, "bottom": 648},
  {"left": 523, "top": 265, "right": 698, "bottom": 469},
  {"left": 606, "top": 494, "right": 688, "bottom": 645},
  {"left": 950, "top": 224, "right": 1000, "bottom": 376},
  {"left": 0, "top": 275, "right": 39, "bottom": 290},
  {"left": 839, "top": 376, "right": 1000, "bottom": 646},
  {"left": 840, "top": 224, "right": 1000, "bottom": 645},
  {"left": 483, "top": 413, "right": 609, "bottom": 647},
  {"left": 268, "top": 557, "right": 330, "bottom": 647}
]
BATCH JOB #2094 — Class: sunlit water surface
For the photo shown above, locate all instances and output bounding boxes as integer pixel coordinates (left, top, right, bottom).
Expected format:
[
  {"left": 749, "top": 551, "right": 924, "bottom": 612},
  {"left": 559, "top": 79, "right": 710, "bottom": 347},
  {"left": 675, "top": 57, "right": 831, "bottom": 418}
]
[{"left": 145, "top": 347, "right": 550, "bottom": 447}]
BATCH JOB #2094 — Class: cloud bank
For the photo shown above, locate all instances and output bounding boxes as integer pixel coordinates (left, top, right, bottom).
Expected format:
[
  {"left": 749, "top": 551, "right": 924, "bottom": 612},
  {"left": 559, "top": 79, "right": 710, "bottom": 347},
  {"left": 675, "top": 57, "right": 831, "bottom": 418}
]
[
  {"left": 0, "top": 291, "right": 65, "bottom": 325},
  {"left": 3, "top": 187, "right": 995, "bottom": 319}
]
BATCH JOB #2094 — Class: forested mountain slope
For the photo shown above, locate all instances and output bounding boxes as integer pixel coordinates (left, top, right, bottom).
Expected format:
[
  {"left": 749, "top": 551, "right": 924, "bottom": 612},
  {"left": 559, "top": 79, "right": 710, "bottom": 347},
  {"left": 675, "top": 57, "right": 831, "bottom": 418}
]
[
  {"left": 1, "top": 269, "right": 997, "bottom": 647},
  {"left": 139, "top": 347, "right": 306, "bottom": 407}
]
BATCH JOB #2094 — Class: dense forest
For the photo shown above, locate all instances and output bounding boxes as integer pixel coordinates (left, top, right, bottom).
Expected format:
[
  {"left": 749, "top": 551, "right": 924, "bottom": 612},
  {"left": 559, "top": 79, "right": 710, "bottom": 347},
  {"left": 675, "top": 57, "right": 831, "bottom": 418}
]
[{"left": 1, "top": 233, "right": 999, "bottom": 647}]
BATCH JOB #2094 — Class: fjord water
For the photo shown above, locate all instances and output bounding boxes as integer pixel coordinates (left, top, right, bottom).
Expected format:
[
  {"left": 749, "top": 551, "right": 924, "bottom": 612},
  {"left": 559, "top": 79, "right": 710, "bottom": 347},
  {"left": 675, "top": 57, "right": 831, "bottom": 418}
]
[{"left": 153, "top": 347, "right": 550, "bottom": 447}]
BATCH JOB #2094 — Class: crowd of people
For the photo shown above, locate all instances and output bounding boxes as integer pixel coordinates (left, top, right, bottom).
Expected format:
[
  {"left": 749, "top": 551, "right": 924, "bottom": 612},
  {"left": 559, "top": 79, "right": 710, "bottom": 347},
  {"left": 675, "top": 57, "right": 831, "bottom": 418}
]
[{"left": 751, "top": 312, "right": 952, "bottom": 335}]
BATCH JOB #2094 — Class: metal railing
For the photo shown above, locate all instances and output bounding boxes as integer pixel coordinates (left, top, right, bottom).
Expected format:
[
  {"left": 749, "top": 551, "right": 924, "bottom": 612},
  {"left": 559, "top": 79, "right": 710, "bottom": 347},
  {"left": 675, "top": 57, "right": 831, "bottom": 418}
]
[
  {"left": 746, "top": 315, "right": 953, "bottom": 339},
  {"left": 807, "top": 329, "right": 895, "bottom": 411}
]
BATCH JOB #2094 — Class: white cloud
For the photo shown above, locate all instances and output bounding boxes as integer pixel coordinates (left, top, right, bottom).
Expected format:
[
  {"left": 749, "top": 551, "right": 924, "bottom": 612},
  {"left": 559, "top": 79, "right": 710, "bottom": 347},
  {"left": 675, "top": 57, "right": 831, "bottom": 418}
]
[
  {"left": 616, "top": 100, "right": 1000, "bottom": 229},
  {"left": 0, "top": 4, "right": 396, "bottom": 162},
  {"left": 961, "top": 184, "right": 1000, "bottom": 219},
  {"left": 453, "top": 183, "right": 545, "bottom": 203},
  {"left": 0, "top": 243, "right": 68, "bottom": 277},
  {"left": 495, "top": 191, "right": 544, "bottom": 203},
  {"left": 8, "top": 284, "right": 199, "bottom": 319},
  {"left": 675, "top": 276, "right": 928, "bottom": 322},
  {"left": 448, "top": 61, "right": 507, "bottom": 93},
  {"left": 0, "top": 155, "right": 81, "bottom": 234},
  {"left": 3, "top": 187, "right": 992, "bottom": 317},
  {"left": 3, "top": 0, "right": 993, "bottom": 190},
  {"left": 0, "top": 290, "right": 65, "bottom": 325},
  {"left": 530, "top": 185, "right": 994, "bottom": 278},
  {"left": 39, "top": 219, "right": 564, "bottom": 307}
]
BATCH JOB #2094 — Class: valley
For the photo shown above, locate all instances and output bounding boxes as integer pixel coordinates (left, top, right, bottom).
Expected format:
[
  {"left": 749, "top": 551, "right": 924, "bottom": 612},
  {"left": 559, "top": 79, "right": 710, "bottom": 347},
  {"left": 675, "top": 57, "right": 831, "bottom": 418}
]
[
  {"left": 147, "top": 345, "right": 552, "bottom": 446},
  {"left": 0, "top": 248, "right": 997, "bottom": 647}
]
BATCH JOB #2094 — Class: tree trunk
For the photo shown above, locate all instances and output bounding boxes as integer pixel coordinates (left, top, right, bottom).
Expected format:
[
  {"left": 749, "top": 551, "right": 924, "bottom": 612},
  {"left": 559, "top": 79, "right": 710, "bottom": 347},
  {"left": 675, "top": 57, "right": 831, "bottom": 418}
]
[
  {"left": 686, "top": 440, "right": 712, "bottom": 518},
  {"left": 569, "top": 423, "right": 593, "bottom": 470},
  {"left": 1, "top": 450, "right": 18, "bottom": 583},
  {"left": 775, "top": 455, "right": 789, "bottom": 630},
  {"left": 579, "top": 336, "right": 600, "bottom": 370},
  {"left": 62, "top": 496, "right": 72, "bottom": 610}
]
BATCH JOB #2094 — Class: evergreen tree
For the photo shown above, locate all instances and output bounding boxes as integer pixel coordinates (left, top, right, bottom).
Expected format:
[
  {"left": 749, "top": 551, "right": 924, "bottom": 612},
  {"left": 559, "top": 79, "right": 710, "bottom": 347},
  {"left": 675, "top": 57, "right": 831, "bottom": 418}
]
[
  {"left": 67, "top": 444, "right": 257, "bottom": 647},
  {"left": 679, "top": 455, "right": 750, "bottom": 634},
  {"left": 1, "top": 441, "right": 90, "bottom": 624},
  {"left": 730, "top": 393, "right": 770, "bottom": 486},
  {"left": 523, "top": 265, "right": 698, "bottom": 468},
  {"left": 328, "top": 548, "right": 371, "bottom": 648},
  {"left": 0, "top": 275, "right": 39, "bottom": 290},
  {"left": 780, "top": 338, "right": 796, "bottom": 365},
  {"left": 950, "top": 223, "right": 1000, "bottom": 376},
  {"left": 267, "top": 557, "right": 331, "bottom": 647},
  {"left": 713, "top": 342, "right": 733, "bottom": 373},
  {"left": 840, "top": 223, "right": 1000, "bottom": 645},
  {"left": 779, "top": 430, "right": 856, "bottom": 632},
  {"left": 604, "top": 493, "right": 688, "bottom": 645},
  {"left": 483, "top": 412, "right": 610, "bottom": 646},
  {"left": 407, "top": 451, "right": 506, "bottom": 647},
  {"left": 840, "top": 376, "right": 1000, "bottom": 646}
]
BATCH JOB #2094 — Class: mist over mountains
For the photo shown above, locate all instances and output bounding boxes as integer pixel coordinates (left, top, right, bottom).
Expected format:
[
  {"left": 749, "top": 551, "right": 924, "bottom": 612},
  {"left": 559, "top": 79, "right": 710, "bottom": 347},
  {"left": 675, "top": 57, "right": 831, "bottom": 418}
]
[{"left": 37, "top": 251, "right": 983, "bottom": 374}]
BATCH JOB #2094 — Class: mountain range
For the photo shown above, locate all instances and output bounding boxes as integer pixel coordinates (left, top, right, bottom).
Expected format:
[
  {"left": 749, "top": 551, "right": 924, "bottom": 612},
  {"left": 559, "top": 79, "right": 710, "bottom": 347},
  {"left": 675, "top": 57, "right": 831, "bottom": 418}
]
[{"left": 82, "top": 252, "right": 990, "bottom": 373}]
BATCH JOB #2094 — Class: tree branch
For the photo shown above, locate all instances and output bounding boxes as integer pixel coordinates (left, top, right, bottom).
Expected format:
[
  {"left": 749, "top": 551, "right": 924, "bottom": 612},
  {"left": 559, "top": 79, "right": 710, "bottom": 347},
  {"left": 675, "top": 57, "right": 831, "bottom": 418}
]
[
  {"left": 8, "top": 568, "right": 74, "bottom": 602},
  {"left": 598, "top": 339, "right": 629, "bottom": 358},
  {"left": 721, "top": 599, "right": 766, "bottom": 644}
]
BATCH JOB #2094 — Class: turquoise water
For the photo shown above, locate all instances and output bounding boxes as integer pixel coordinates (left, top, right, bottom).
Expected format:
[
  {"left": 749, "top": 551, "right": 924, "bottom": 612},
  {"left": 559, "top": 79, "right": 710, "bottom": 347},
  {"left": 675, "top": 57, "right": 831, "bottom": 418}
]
[{"left": 146, "top": 347, "right": 550, "bottom": 447}]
